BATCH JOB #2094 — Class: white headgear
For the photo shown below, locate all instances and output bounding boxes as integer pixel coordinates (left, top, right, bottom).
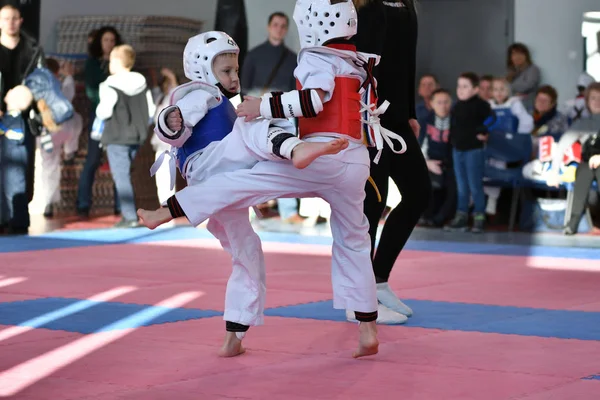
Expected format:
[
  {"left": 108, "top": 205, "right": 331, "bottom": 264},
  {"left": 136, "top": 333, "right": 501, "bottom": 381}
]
[
  {"left": 183, "top": 31, "right": 239, "bottom": 85},
  {"left": 293, "top": 0, "right": 358, "bottom": 48}
]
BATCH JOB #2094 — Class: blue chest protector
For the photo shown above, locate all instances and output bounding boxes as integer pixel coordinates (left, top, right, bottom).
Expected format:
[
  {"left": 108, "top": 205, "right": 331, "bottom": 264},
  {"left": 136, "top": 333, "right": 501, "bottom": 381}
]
[
  {"left": 177, "top": 97, "right": 237, "bottom": 171},
  {"left": 488, "top": 105, "right": 518, "bottom": 134}
]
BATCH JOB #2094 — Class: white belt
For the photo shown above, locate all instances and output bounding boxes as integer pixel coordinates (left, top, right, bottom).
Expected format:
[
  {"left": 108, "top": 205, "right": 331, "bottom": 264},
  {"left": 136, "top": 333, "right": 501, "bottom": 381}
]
[
  {"left": 150, "top": 146, "right": 178, "bottom": 191},
  {"left": 360, "top": 100, "right": 407, "bottom": 164}
]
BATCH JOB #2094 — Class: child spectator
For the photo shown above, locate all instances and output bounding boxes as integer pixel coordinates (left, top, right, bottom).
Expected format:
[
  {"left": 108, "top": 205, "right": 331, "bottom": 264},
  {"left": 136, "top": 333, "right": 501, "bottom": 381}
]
[
  {"left": 445, "top": 72, "right": 493, "bottom": 233},
  {"left": 95, "top": 44, "right": 156, "bottom": 228},
  {"left": 483, "top": 77, "right": 533, "bottom": 215},
  {"left": 419, "top": 88, "right": 456, "bottom": 227}
]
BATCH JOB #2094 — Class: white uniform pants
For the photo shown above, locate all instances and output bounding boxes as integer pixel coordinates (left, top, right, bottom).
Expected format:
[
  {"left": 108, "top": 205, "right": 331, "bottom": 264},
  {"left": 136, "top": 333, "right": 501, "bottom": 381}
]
[
  {"left": 39, "top": 112, "right": 82, "bottom": 205},
  {"left": 177, "top": 120, "right": 377, "bottom": 313},
  {"left": 178, "top": 117, "right": 293, "bottom": 326}
]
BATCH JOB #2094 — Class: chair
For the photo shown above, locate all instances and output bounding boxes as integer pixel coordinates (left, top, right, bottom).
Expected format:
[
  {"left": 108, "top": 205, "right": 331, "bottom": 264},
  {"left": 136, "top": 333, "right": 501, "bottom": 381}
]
[{"left": 483, "top": 131, "right": 532, "bottom": 231}]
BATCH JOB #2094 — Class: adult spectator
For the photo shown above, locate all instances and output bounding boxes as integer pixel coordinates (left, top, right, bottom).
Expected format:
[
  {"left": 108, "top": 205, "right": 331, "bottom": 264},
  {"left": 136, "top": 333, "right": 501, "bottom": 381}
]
[
  {"left": 506, "top": 43, "right": 540, "bottom": 106},
  {"left": 240, "top": 12, "right": 301, "bottom": 224},
  {"left": 521, "top": 85, "right": 569, "bottom": 182},
  {"left": 479, "top": 74, "right": 494, "bottom": 102},
  {"left": 353, "top": 0, "right": 431, "bottom": 323},
  {"left": 76, "top": 26, "right": 123, "bottom": 218},
  {"left": 415, "top": 74, "right": 439, "bottom": 142},
  {"left": 0, "top": 3, "right": 44, "bottom": 234}
]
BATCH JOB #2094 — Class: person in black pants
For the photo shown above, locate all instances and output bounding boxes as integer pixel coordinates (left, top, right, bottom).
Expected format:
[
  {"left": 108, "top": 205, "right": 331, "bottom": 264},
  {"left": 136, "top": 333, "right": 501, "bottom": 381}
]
[
  {"left": 565, "top": 130, "right": 600, "bottom": 235},
  {"left": 351, "top": 0, "right": 431, "bottom": 323}
]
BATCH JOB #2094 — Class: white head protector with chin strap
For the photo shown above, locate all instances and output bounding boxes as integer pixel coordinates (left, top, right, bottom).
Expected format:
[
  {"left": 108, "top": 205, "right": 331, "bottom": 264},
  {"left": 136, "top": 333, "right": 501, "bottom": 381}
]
[
  {"left": 183, "top": 31, "right": 239, "bottom": 86},
  {"left": 293, "top": 0, "right": 358, "bottom": 48}
]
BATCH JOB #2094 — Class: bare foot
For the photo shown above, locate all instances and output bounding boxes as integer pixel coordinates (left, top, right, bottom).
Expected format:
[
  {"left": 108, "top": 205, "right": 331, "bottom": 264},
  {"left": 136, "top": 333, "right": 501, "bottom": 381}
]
[
  {"left": 137, "top": 208, "right": 173, "bottom": 230},
  {"left": 353, "top": 321, "right": 379, "bottom": 359},
  {"left": 218, "top": 332, "right": 246, "bottom": 357},
  {"left": 291, "top": 138, "right": 349, "bottom": 169}
]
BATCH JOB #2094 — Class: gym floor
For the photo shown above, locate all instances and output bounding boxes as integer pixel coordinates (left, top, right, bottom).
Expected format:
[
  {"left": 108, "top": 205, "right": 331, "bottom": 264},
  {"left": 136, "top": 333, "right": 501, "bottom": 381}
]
[{"left": 0, "top": 219, "right": 599, "bottom": 399}]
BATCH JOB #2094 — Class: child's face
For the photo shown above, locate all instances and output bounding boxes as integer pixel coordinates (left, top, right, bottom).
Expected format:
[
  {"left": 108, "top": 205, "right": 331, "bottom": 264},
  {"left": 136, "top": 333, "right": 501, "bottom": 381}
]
[
  {"left": 479, "top": 80, "right": 493, "bottom": 101},
  {"left": 213, "top": 54, "right": 240, "bottom": 94},
  {"left": 588, "top": 90, "right": 600, "bottom": 115},
  {"left": 431, "top": 93, "right": 451, "bottom": 118},
  {"left": 492, "top": 80, "right": 510, "bottom": 104},
  {"left": 456, "top": 77, "right": 478, "bottom": 101}
]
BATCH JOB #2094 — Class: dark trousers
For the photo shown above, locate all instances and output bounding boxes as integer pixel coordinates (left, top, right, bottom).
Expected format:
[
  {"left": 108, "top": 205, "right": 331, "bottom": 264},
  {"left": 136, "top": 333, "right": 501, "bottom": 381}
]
[
  {"left": 76, "top": 135, "right": 120, "bottom": 213},
  {"left": 568, "top": 162, "right": 599, "bottom": 229},
  {"left": 106, "top": 144, "right": 139, "bottom": 222},
  {"left": 0, "top": 135, "right": 30, "bottom": 229},
  {"left": 423, "top": 168, "right": 457, "bottom": 225},
  {"left": 453, "top": 148, "right": 485, "bottom": 214},
  {"left": 364, "top": 129, "right": 432, "bottom": 282}
]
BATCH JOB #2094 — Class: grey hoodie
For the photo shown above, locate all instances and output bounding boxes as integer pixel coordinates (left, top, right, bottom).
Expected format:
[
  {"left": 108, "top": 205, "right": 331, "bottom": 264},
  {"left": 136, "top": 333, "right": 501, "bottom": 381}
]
[{"left": 96, "top": 71, "right": 155, "bottom": 121}]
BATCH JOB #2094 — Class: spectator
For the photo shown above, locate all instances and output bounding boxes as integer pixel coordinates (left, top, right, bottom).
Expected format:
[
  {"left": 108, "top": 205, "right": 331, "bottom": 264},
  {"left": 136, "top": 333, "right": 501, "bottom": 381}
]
[
  {"left": 240, "top": 12, "right": 301, "bottom": 224},
  {"left": 484, "top": 77, "right": 533, "bottom": 215},
  {"left": 506, "top": 43, "right": 540, "bottom": 106},
  {"left": 445, "top": 72, "right": 493, "bottom": 233},
  {"left": 415, "top": 74, "right": 439, "bottom": 142},
  {"left": 150, "top": 67, "right": 179, "bottom": 205},
  {"left": 0, "top": 85, "right": 33, "bottom": 235},
  {"left": 0, "top": 3, "right": 44, "bottom": 234},
  {"left": 479, "top": 75, "right": 494, "bottom": 102},
  {"left": 77, "top": 26, "right": 123, "bottom": 218},
  {"left": 564, "top": 128, "right": 600, "bottom": 235},
  {"left": 546, "top": 83, "right": 600, "bottom": 188},
  {"left": 95, "top": 45, "right": 155, "bottom": 228},
  {"left": 240, "top": 12, "right": 296, "bottom": 97},
  {"left": 40, "top": 58, "right": 82, "bottom": 218},
  {"left": 563, "top": 72, "right": 596, "bottom": 125},
  {"left": 419, "top": 88, "right": 456, "bottom": 227},
  {"left": 522, "top": 85, "right": 569, "bottom": 182}
]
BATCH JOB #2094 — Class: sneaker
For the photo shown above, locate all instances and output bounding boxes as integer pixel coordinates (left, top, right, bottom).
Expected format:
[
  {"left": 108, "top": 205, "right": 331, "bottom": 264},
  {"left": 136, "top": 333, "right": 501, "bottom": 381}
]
[
  {"left": 444, "top": 212, "right": 469, "bottom": 232},
  {"left": 376, "top": 282, "right": 413, "bottom": 317},
  {"left": 43, "top": 204, "right": 54, "bottom": 218},
  {"left": 471, "top": 213, "right": 485, "bottom": 233},
  {"left": 114, "top": 218, "right": 141, "bottom": 229},
  {"left": 345, "top": 303, "right": 408, "bottom": 325}
]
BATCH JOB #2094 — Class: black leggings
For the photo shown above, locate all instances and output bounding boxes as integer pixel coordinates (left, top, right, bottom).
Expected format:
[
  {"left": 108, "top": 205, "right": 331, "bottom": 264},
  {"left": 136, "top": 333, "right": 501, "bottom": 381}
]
[
  {"left": 568, "top": 162, "right": 599, "bottom": 229},
  {"left": 364, "top": 129, "right": 431, "bottom": 282}
]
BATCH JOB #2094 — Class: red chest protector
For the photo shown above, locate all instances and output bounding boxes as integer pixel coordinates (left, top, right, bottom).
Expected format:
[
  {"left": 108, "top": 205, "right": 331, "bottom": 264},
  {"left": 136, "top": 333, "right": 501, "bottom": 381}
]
[{"left": 296, "top": 44, "right": 378, "bottom": 145}]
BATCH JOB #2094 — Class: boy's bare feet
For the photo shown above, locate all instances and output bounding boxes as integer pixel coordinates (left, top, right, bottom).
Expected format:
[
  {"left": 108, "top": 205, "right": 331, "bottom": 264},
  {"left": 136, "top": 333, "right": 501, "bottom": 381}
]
[
  {"left": 137, "top": 208, "right": 173, "bottom": 230},
  {"left": 353, "top": 321, "right": 379, "bottom": 359},
  {"left": 291, "top": 138, "right": 349, "bottom": 169},
  {"left": 218, "top": 332, "right": 246, "bottom": 357}
]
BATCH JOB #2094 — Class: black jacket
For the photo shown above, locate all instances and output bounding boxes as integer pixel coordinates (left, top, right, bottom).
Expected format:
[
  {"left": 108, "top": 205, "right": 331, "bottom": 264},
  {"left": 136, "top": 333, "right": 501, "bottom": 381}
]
[
  {"left": 0, "top": 30, "right": 45, "bottom": 111},
  {"left": 353, "top": 0, "right": 418, "bottom": 133},
  {"left": 450, "top": 95, "right": 493, "bottom": 151}
]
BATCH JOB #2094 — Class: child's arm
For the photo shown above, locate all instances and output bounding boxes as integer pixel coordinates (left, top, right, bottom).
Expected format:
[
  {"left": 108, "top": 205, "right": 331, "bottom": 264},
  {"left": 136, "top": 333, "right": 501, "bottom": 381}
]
[
  {"left": 95, "top": 82, "right": 118, "bottom": 120},
  {"left": 477, "top": 102, "right": 495, "bottom": 142},
  {"left": 155, "top": 90, "right": 211, "bottom": 148},
  {"left": 237, "top": 52, "right": 333, "bottom": 121},
  {"left": 511, "top": 99, "right": 534, "bottom": 134}
]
